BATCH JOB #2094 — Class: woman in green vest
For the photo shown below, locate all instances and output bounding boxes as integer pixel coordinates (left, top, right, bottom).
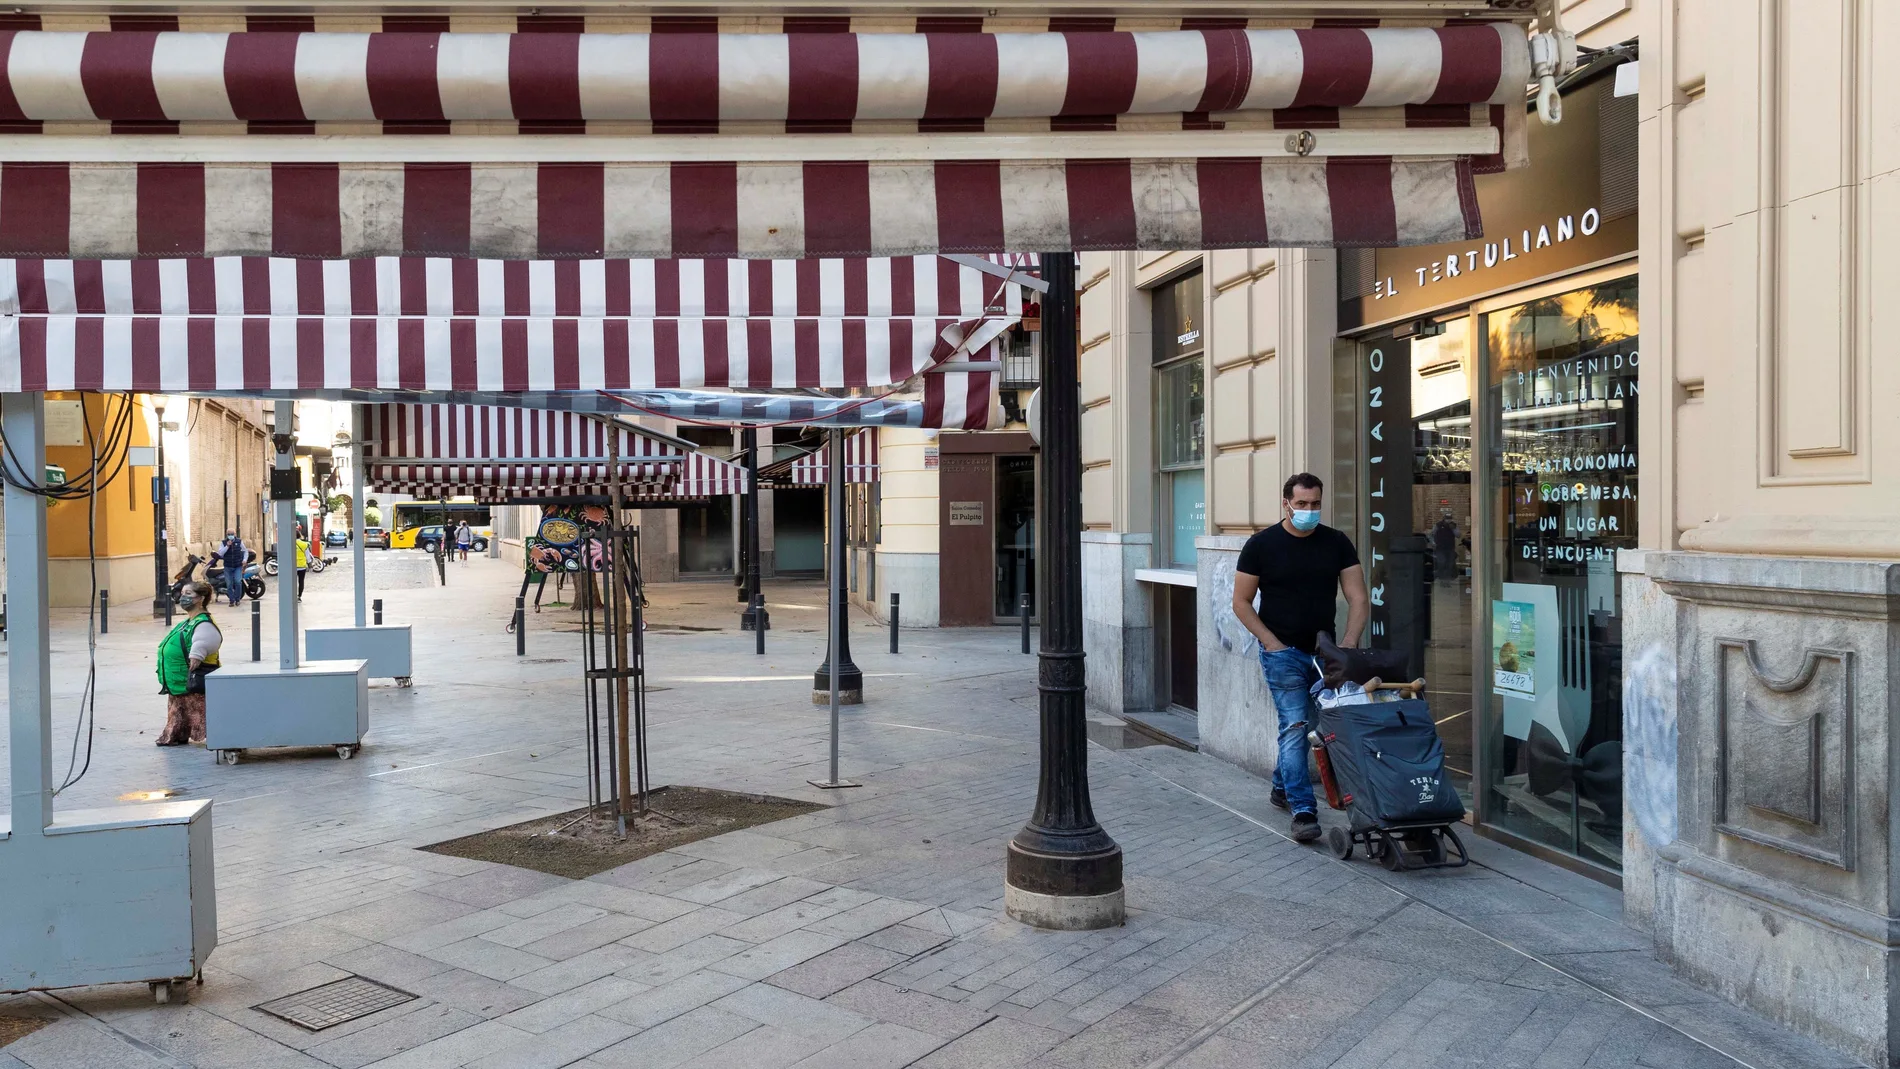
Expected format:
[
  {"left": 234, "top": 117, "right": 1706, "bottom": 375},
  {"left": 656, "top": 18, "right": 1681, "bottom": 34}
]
[{"left": 156, "top": 581, "right": 222, "bottom": 746}]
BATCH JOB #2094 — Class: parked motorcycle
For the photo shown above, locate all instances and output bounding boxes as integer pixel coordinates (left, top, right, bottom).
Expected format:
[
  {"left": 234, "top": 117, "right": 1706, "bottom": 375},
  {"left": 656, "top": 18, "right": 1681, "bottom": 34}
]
[{"left": 180, "top": 551, "right": 266, "bottom": 602}]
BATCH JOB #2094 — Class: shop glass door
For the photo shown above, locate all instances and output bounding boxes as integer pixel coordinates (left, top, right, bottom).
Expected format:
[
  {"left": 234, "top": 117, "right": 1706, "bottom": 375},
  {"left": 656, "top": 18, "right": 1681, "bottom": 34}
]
[
  {"left": 1359, "top": 325, "right": 1476, "bottom": 804},
  {"left": 993, "top": 455, "right": 1036, "bottom": 620},
  {"left": 1479, "top": 276, "right": 1637, "bottom": 870}
]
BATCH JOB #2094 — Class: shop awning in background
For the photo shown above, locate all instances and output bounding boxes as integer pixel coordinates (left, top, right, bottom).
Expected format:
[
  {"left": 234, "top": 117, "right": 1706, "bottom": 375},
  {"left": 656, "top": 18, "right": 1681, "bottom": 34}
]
[
  {"left": 764, "top": 431, "right": 879, "bottom": 486},
  {"left": 360, "top": 402, "right": 749, "bottom": 500},
  {"left": 0, "top": 23, "right": 1537, "bottom": 259},
  {"left": 0, "top": 255, "right": 1020, "bottom": 396}
]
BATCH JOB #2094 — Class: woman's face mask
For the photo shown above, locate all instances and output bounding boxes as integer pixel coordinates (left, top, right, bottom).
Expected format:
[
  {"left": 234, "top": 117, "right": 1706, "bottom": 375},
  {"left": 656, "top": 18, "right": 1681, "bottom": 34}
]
[{"left": 178, "top": 591, "right": 198, "bottom": 609}]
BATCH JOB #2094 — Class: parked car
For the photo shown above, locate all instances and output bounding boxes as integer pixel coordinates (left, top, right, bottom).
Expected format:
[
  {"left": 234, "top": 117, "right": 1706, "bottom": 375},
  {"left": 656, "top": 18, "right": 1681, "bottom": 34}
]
[
  {"left": 323, "top": 529, "right": 350, "bottom": 548},
  {"left": 363, "top": 526, "right": 389, "bottom": 550}
]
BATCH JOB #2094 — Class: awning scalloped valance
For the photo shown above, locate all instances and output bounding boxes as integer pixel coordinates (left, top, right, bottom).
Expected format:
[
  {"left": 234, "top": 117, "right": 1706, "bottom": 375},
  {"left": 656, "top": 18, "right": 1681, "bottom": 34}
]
[
  {"left": 0, "top": 156, "right": 1482, "bottom": 260},
  {"left": 361, "top": 402, "right": 750, "bottom": 500}
]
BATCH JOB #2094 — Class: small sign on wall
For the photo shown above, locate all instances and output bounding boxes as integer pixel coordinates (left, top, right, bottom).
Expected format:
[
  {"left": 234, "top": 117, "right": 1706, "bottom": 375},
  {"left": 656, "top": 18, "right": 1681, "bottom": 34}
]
[
  {"left": 948, "top": 501, "right": 984, "bottom": 526},
  {"left": 923, "top": 446, "right": 940, "bottom": 470},
  {"left": 44, "top": 400, "right": 84, "bottom": 446}
]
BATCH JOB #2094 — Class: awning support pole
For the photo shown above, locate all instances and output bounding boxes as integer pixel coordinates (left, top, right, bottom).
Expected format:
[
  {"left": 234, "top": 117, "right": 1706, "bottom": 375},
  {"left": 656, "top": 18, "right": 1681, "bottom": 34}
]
[
  {"left": 274, "top": 399, "right": 298, "bottom": 670},
  {"left": 4, "top": 392, "right": 52, "bottom": 834},
  {"left": 352, "top": 404, "right": 367, "bottom": 630},
  {"left": 809, "top": 428, "right": 858, "bottom": 791},
  {"left": 740, "top": 427, "right": 768, "bottom": 632},
  {"left": 1004, "top": 253, "right": 1124, "bottom": 930},
  {"left": 609, "top": 430, "right": 635, "bottom": 828}
]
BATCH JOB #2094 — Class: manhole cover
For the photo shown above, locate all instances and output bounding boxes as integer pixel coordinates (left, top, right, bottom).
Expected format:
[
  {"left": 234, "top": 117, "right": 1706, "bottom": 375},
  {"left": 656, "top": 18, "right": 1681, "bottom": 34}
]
[{"left": 254, "top": 976, "right": 416, "bottom": 1031}]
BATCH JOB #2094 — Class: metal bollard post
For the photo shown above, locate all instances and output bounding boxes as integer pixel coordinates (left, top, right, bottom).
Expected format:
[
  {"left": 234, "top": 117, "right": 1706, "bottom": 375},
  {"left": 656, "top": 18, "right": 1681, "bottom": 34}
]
[
  {"left": 753, "top": 595, "right": 766, "bottom": 655},
  {"left": 100, "top": 589, "right": 109, "bottom": 634},
  {"left": 515, "top": 596, "right": 526, "bottom": 656},
  {"left": 889, "top": 592, "right": 900, "bottom": 654},
  {"left": 1019, "top": 592, "right": 1031, "bottom": 655},
  {"left": 373, "top": 598, "right": 383, "bottom": 626},
  {"left": 251, "top": 598, "right": 261, "bottom": 661}
]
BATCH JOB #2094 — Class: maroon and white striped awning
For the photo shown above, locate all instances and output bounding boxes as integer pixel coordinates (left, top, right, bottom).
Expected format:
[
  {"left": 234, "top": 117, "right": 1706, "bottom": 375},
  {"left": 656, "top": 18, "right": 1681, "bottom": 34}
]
[
  {"left": 788, "top": 431, "right": 879, "bottom": 485},
  {"left": 0, "top": 158, "right": 1485, "bottom": 261},
  {"left": 631, "top": 449, "right": 748, "bottom": 502},
  {"left": 0, "top": 25, "right": 1528, "bottom": 131},
  {"left": 0, "top": 255, "right": 1020, "bottom": 393},
  {"left": 360, "top": 402, "right": 748, "bottom": 499}
]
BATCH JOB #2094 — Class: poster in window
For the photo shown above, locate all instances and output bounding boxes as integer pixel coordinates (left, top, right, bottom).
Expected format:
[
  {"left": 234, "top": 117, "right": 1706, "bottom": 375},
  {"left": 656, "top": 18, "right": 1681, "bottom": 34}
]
[{"left": 1492, "top": 599, "right": 1537, "bottom": 700}]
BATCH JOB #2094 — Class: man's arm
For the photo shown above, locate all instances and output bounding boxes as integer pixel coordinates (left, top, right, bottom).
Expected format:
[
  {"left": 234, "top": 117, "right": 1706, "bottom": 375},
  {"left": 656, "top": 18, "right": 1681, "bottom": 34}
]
[
  {"left": 1339, "top": 564, "right": 1370, "bottom": 647},
  {"left": 1231, "top": 571, "right": 1286, "bottom": 651}
]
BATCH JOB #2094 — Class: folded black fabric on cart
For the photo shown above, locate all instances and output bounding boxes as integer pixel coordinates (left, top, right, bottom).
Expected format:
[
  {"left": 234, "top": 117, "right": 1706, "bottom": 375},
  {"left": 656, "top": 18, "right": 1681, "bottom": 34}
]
[{"left": 1314, "top": 633, "right": 1411, "bottom": 690}]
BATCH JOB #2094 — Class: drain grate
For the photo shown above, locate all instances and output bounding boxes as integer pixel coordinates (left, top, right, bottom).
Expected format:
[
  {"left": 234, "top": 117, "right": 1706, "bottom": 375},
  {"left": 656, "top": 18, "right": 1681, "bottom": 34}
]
[
  {"left": 522, "top": 657, "right": 569, "bottom": 664},
  {"left": 254, "top": 976, "right": 417, "bottom": 1031}
]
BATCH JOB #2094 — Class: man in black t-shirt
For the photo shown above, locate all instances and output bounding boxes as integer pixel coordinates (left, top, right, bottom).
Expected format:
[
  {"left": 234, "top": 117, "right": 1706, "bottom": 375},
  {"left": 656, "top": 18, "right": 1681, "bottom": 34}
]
[{"left": 1230, "top": 472, "right": 1370, "bottom": 843}]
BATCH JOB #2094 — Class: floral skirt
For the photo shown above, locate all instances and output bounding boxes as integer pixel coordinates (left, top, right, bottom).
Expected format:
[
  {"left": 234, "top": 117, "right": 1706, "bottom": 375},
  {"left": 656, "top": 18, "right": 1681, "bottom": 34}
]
[{"left": 158, "top": 692, "right": 206, "bottom": 745}]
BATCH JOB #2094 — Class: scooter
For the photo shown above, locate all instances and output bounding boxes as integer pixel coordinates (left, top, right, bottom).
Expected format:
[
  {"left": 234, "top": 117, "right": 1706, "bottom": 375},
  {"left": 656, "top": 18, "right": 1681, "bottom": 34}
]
[{"left": 200, "top": 551, "right": 267, "bottom": 602}]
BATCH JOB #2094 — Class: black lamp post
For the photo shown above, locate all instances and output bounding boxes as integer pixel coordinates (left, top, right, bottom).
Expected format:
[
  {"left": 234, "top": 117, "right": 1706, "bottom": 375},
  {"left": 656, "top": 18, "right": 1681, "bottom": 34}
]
[
  {"left": 1003, "top": 253, "right": 1123, "bottom": 929},
  {"left": 149, "top": 397, "right": 173, "bottom": 618},
  {"left": 740, "top": 427, "right": 769, "bottom": 631},
  {"left": 811, "top": 429, "right": 861, "bottom": 705}
]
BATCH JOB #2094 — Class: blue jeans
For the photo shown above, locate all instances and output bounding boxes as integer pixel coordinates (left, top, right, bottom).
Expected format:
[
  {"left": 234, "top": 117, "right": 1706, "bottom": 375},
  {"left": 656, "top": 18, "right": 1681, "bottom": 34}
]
[
  {"left": 1258, "top": 646, "right": 1321, "bottom": 815},
  {"left": 223, "top": 568, "right": 244, "bottom": 605}
]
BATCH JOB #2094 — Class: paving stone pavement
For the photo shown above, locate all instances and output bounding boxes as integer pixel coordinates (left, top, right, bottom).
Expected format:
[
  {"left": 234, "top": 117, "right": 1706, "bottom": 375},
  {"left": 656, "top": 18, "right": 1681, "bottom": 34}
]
[{"left": 0, "top": 554, "right": 1869, "bottom": 1069}]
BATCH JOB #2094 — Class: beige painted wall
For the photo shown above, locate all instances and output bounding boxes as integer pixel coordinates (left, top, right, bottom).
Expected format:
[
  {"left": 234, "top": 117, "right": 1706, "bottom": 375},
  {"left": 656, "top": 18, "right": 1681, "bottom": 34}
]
[
  {"left": 876, "top": 428, "right": 940, "bottom": 556},
  {"left": 1640, "top": 0, "right": 1894, "bottom": 559},
  {"left": 1078, "top": 246, "right": 1340, "bottom": 542}
]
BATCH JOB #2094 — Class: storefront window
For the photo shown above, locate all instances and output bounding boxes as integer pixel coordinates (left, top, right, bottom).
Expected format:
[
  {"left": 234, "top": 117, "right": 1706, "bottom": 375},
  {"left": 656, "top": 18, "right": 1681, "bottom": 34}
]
[
  {"left": 1154, "top": 271, "right": 1205, "bottom": 569},
  {"left": 1480, "top": 276, "right": 1637, "bottom": 870}
]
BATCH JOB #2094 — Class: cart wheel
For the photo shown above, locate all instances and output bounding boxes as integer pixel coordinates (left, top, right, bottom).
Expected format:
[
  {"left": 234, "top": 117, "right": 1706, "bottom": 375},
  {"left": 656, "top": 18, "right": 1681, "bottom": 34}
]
[
  {"left": 1419, "top": 831, "right": 1447, "bottom": 866},
  {"left": 217, "top": 749, "right": 239, "bottom": 766},
  {"left": 151, "top": 981, "right": 172, "bottom": 1004},
  {"left": 195, "top": 970, "right": 204, "bottom": 986},
  {"left": 1327, "top": 827, "right": 1353, "bottom": 860},
  {"left": 396, "top": 676, "right": 413, "bottom": 688},
  {"left": 337, "top": 745, "right": 356, "bottom": 760},
  {"left": 1376, "top": 831, "right": 1406, "bottom": 871}
]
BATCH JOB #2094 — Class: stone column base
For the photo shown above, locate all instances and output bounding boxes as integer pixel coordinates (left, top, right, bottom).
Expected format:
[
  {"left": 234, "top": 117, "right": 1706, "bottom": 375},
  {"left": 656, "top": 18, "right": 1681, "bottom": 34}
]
[{"left": 1004, "top": 884, "right": 1126, "bottom": 931}]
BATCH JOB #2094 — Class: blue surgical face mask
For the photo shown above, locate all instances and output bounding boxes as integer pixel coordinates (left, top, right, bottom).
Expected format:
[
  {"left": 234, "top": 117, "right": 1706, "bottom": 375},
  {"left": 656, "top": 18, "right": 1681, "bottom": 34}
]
[{"left": 1290, "top": 509, "right": 1322, "bottom": 532}]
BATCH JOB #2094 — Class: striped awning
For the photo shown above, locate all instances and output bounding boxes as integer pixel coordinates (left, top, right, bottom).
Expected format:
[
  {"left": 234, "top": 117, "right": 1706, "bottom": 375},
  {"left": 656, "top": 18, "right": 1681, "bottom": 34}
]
[
  {"left": 0, "top": 255, "right": 1019, "bottom": 395},
  {"left": 361, "top": 402, "right": 730, "bottom": 499},
  {"left": 776, "top": 430, "right": 879, "bottom": 485},
  {"left": 0, "top": 25, "right": 1529, "bottom": 128},
  {"left": 630, "top": 449, "right": 749, "bottom": 502},
  {"left": 0, "top": 22, "right": 1540, "bottom": 260}
]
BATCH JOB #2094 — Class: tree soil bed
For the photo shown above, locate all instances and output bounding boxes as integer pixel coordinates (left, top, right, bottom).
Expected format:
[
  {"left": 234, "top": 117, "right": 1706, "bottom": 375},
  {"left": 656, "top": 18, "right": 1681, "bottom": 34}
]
[{"left": 420, "top": 785, "right": 823, "bottom": 880}]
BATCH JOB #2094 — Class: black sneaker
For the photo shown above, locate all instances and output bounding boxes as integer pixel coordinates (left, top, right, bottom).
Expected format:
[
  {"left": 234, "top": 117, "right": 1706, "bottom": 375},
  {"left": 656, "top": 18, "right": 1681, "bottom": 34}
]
[
  {"left": 1291, "top": 812, "right": 1322, "bottom": 843},
  {"left": 1269, "top": 788, "right": 1289, "bottom": 811}
]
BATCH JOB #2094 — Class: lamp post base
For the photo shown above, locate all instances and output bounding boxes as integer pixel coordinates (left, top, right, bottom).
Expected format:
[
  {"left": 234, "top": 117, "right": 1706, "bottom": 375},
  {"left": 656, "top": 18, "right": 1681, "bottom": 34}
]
[
  {"left": 1004, "top": 839, "right": 1125, "bottom": 930},
  {"left": 1004, "top": 881, "right": 1125, "bottom": 932}
]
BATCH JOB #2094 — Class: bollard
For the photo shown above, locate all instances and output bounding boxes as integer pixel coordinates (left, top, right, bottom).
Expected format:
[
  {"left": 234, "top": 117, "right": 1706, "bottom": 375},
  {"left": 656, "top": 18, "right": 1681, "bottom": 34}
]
[
  {"left": 889, "top": 592, "right": 900, "bottom": 654},
  {"left": 1019, "top": 592, "right": 1031, "bottom": 654},
  {"left": 373, "top": 598, "right": 383, "bottom": 626},
  {"left": 754, "top": 595, "right": 766, "bottom": 656},
  {"left": 251, "top": 598, "right": 261, "bottom": 661},
  {"left": 164, "top": 593, "right": 174, "bottom": 627},
  {"left": 100, "top": 589, "right": 109, "bottom": 634},
  {"left": 515, "top": 596, "right": 526, "bottom": 656}
]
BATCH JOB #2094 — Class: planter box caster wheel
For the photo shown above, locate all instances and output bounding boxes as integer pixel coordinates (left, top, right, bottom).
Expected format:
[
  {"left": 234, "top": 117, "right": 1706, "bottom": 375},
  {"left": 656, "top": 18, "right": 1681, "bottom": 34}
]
[
  {"left": 337, "top": 745, "right": 357, "bottom": 760},
  {"left": 151, "top": 980, "right": 185, "bottom": 1004},
  {"left": 216, "top": 750, "right": 239, "bottom": 766},
  {"left": 1327, "top": 827, "right": 1353, "bottom": 860},
  {"left": 396, "top": 676, "right": 413, "bottom": 688}
]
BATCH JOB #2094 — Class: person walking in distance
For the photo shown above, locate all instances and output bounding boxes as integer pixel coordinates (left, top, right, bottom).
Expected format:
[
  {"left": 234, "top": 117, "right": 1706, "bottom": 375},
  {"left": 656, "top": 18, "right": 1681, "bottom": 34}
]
[
  {"left": 455, "top": 520, "right": 473, "bottom": 564},
  {"left": 219, "top": 529, "right": 246, "bottom": 607},
  {"left": 294, "top": 533, "right": 311, "bottom": 600},
  {"left": 1230, "top": 473, "right": 1370, "bottom": 843}
]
